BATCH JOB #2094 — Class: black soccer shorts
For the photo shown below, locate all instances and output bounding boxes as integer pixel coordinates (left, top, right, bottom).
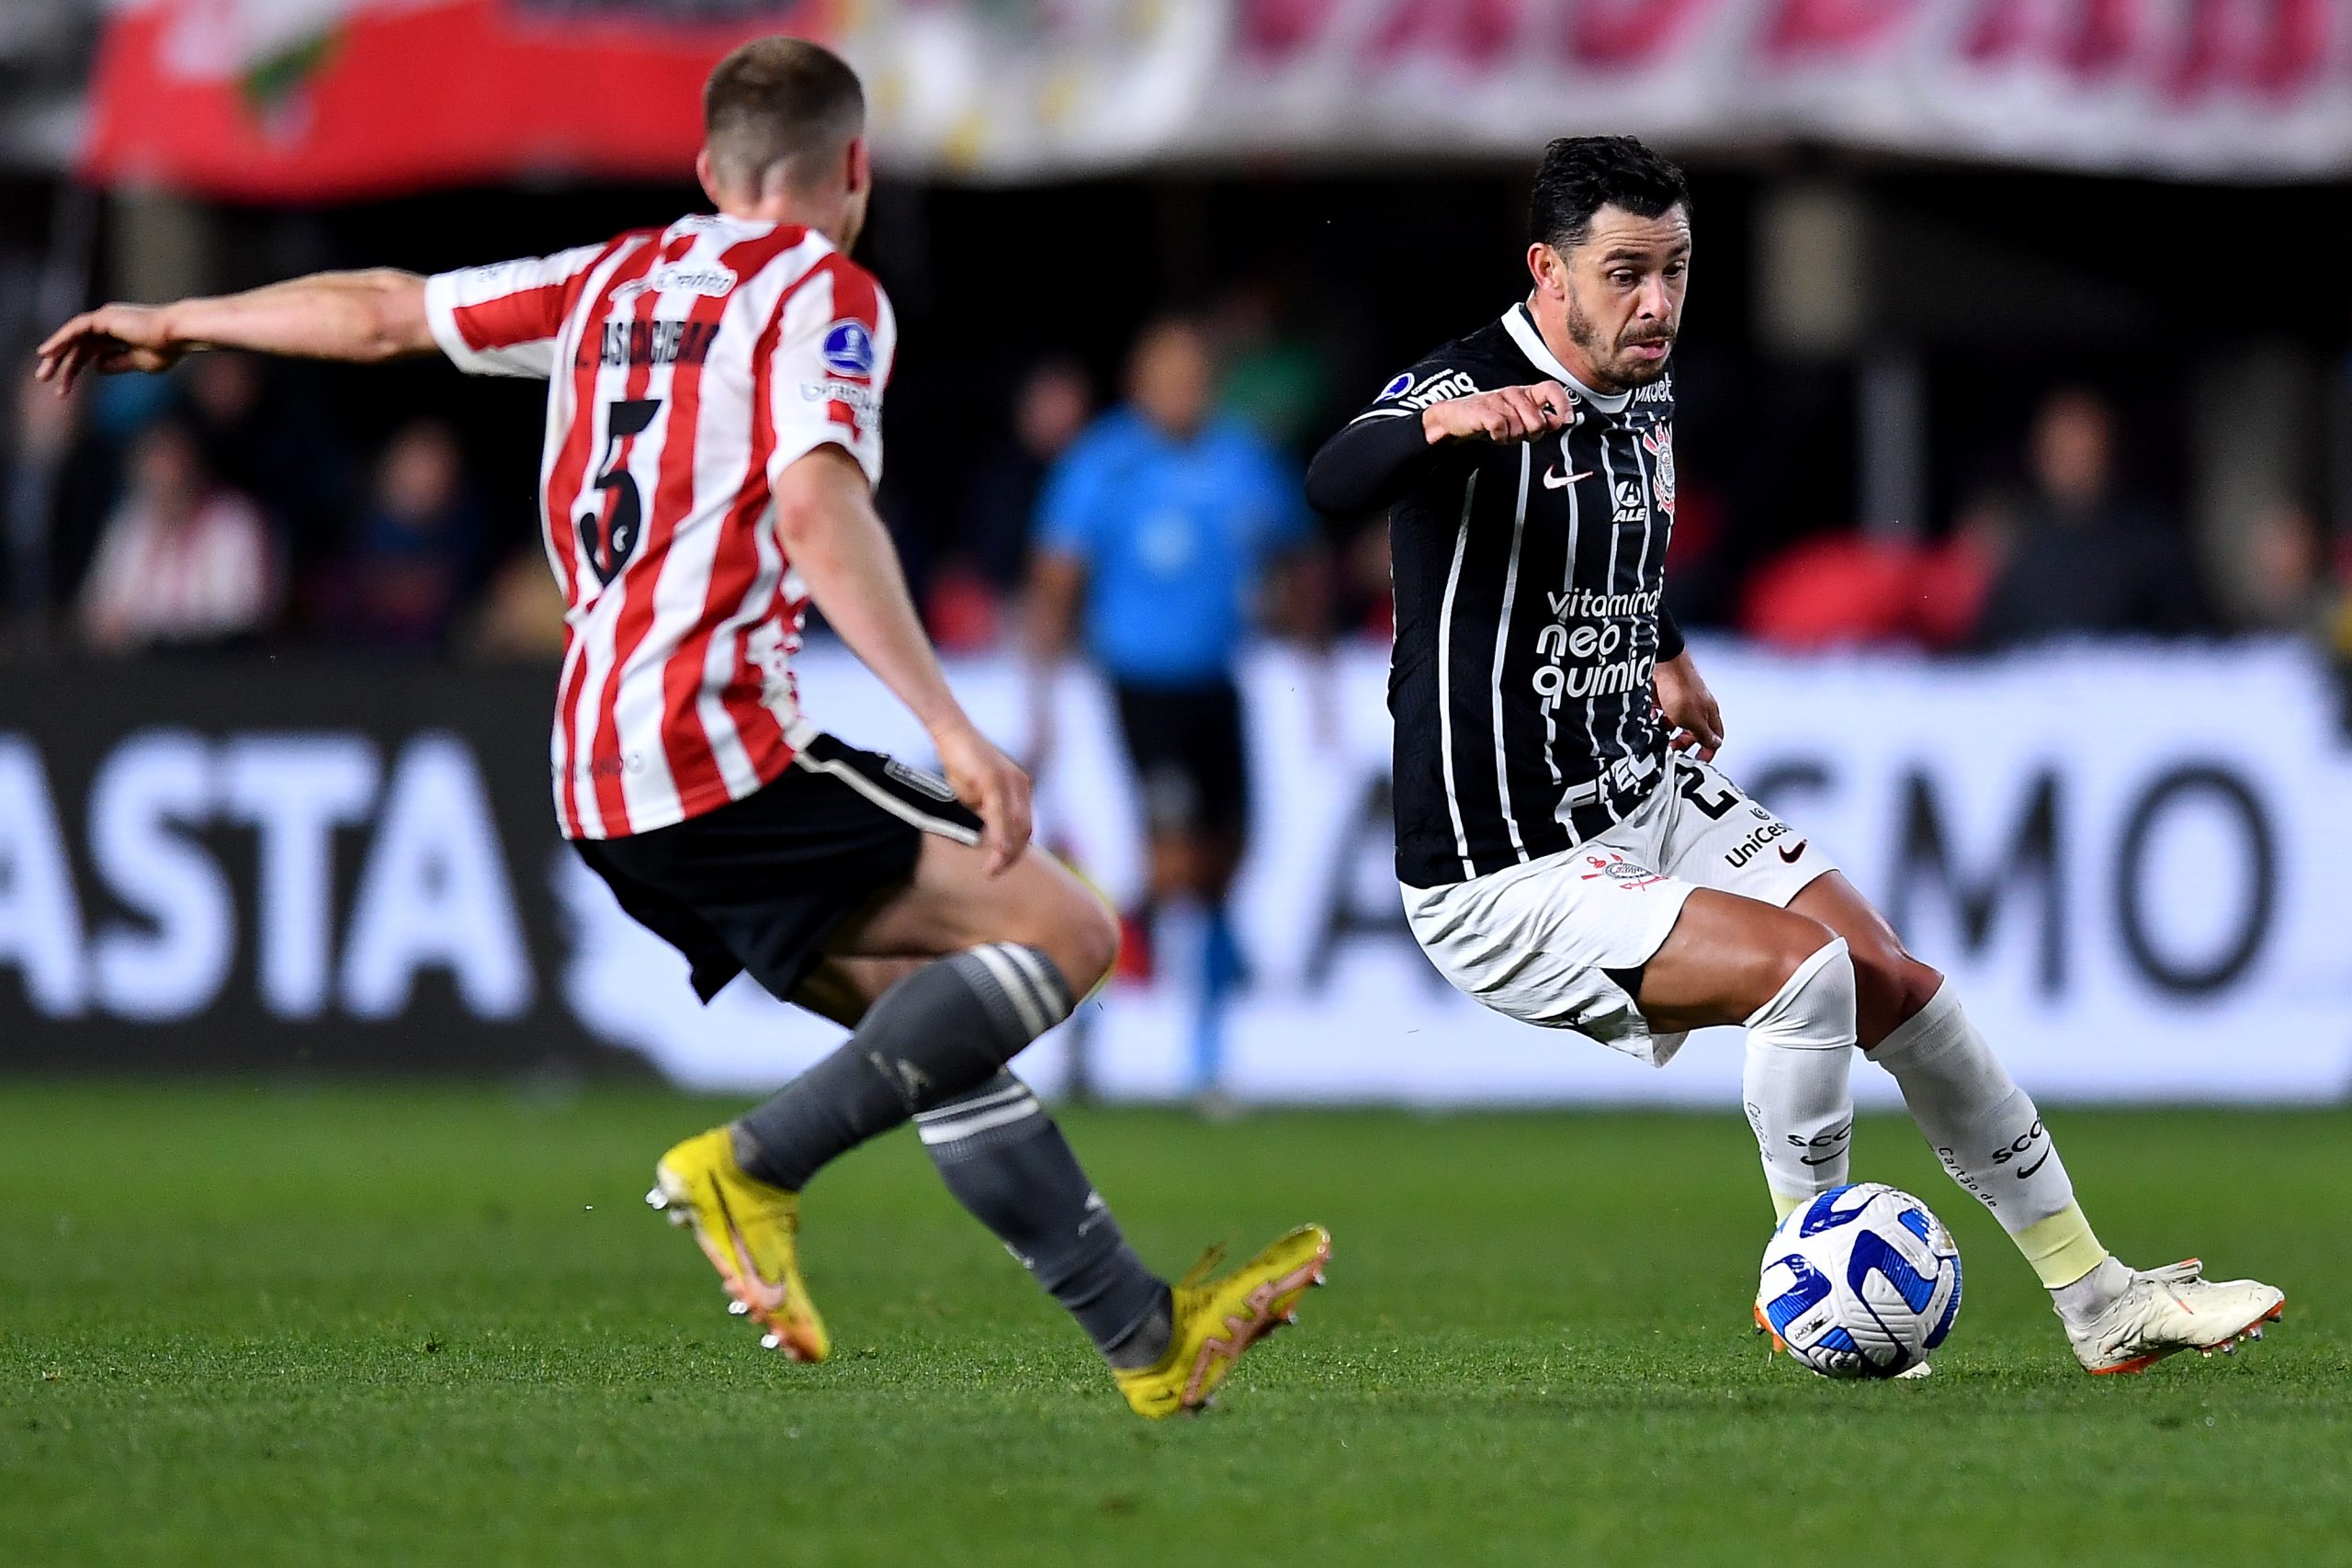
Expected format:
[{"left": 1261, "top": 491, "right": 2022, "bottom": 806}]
[
  {"left": 1109, "top": 677, "right": 1250, "bottom": 840},
  {"left": 572, "top": 733, "right": 982, "bottom": 1004}
]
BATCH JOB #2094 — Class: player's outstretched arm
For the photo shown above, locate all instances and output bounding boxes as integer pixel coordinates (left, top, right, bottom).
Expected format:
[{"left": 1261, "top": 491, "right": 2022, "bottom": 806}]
[
  {"left": 1306, "top": 379, "right": 1572, "bottom": 515},
  {"left": 773, "top": 446, "right": 1033, "bottom": 874},
  {"left": 36, "top": 269, "right": 434, "bottom": 394}
]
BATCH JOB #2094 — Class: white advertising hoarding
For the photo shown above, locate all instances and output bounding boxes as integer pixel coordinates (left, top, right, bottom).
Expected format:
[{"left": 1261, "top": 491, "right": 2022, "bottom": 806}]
[{"left": 578, "top": 641, "right": 2352, "bottom": 1106}]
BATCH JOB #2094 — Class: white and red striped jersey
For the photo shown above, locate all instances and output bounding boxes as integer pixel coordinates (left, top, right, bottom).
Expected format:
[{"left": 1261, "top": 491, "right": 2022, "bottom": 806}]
[{"left": 422, "top": 213, "right": 893, "bottom": 840}]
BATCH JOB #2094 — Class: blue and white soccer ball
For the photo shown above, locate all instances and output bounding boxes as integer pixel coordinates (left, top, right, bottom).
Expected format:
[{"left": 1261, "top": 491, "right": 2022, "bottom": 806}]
[{"left": 1757, "top": 1182, "right": 1962, "bottom": 1379}]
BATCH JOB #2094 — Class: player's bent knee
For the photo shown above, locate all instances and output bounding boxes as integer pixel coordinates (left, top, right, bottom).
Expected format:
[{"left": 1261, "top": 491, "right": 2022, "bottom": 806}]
[
  {"left": 1872, "top": 954, "right": 1947, "bottom": 1044},
  {"left": 1749, "top": 913, "right": 1840, "bottom": 1017},
  {"left": 1747, "top": 932, "right": 1855, "bottom": 1040},
  {"left": 1022, "top": 860, "right": 1117, "bottom": 998},
  {"left": 1063, "top": 896, "right": 1119, "bottom": 997}
]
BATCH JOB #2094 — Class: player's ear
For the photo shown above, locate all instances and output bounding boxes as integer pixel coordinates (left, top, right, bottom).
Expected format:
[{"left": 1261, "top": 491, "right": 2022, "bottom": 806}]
[
  {"left": 845, "top": 136, "right": 872, "bottom": 197},
  {"left": 1526, "top": 242, "right": 1566, "bottom": 299},
  {"left": 695, "top": 148, "right": 723, "bottom": 209}
]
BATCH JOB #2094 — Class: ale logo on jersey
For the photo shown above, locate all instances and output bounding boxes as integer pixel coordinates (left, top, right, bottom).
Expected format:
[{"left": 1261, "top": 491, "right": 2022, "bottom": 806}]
[
  {"left": 1644, "top": 423, "right": 1677, "bottom": 517},
  {"left": 822, "top": 321, "right": 876, "bottom": 377}
]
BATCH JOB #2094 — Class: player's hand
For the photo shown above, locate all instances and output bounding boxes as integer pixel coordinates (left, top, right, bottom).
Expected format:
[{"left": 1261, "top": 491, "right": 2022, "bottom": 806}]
[
  {"left": 1655, "top": 649, "right": 1724, "bottom": 761},
  {"left": 35, "top": 304, "right": 187, "bottom": 395},
  {"left": 1421, "top": 381, "right": 1573, "bottom": 446},
  {"left": 933, "top": 720, "right": 1034, "bottom": 875}
]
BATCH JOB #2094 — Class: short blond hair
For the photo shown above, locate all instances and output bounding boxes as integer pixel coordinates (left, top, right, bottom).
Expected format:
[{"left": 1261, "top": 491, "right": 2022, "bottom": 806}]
[{"left": 702, "top": 36, "right": 865, "bottom": 193}]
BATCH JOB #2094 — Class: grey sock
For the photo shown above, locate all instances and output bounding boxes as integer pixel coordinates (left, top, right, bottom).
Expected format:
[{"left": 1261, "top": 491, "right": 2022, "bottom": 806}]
[
  {"left": 917, "top": 1072, "right": 1172, "bottom": 1370},
  {"left": 733, "top": 944, "right": 1071, "bottom": 1192}
]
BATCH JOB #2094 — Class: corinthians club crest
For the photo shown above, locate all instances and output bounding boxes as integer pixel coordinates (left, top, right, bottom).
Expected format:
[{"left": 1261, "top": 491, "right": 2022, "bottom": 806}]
[{"left": 1642, "top": 423, "right": 1676, "bottom": 517}]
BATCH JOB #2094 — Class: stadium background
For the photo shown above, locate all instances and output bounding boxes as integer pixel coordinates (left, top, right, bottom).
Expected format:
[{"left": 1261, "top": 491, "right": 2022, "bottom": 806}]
[
  {"left": 2, "top": 1, "right": 2349, "bottom": 1104},
  {"left": 7, "top": 9, "right": 2352, "bottom": 1568}
]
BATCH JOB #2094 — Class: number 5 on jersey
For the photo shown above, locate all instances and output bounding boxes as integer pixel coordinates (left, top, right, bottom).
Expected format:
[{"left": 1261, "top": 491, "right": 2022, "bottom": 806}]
[{"left": 578, "top": 396, "right": 662, "bottom": 587}]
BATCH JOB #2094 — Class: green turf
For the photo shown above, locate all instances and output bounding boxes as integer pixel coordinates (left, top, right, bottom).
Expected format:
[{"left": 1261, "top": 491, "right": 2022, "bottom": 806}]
[{"left": 2, "top": 1086, "right": 2346, "bottom": 1567}]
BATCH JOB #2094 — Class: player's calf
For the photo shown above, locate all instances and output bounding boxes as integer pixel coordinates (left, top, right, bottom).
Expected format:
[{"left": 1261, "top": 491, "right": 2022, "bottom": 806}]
[
  {"left": 1861, "top": 978, "right": 2285, "bottom": 1365},
  {"left": 730, "top": 938, "right": 1078, "bottom": 1193},
  {"left": 1739, "top": 936, "right": 1859, "bottom": 1217},
  {"left": 1803, "top": 892, "right": 2292, "bottom": 1370},
  {"left": 1635, "top": 891, "right": 1860, "bottom": 1218},
  {"left": 920, "top": 1072, "right": 1176, "bottom": 1372},
  {"left": 1867, "top": 982, "right": 2105, "bottom": 1289}
]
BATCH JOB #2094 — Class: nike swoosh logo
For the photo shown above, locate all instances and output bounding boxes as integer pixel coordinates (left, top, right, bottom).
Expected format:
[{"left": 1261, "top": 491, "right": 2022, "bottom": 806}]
[
  {"left": 1801, "top": 1152, "right": 1842, "bottom": 1166},
  {"left": 1543, "top": 467, "right": 1592, "bottom": 489},
  {"left": 1777, "top": 840, "right": 1807, "bottom": 863},
  {"left": 2016, "top": 1146, "right": 2052, "bottom": 1179}
]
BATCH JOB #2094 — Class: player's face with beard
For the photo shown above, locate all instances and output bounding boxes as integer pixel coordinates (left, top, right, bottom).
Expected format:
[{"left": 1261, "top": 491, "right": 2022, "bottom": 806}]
[{"left": 1551, "top": 205, "right": 1690, "bottom": 392}]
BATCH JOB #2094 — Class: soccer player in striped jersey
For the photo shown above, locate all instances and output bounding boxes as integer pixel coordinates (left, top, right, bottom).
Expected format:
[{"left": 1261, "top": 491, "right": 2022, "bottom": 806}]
[
  {"left": 1306, "top": 135, "right": 2280, "bottom": 1375},
  {"left": 38, "top": 37, "right": 1326, "bottom": 1417}
]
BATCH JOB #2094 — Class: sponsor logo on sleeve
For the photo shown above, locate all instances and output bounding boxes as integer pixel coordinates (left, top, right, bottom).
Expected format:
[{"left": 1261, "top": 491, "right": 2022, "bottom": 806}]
[
  {"left": 821, "top": 320, "right": 877, "bottom": 376},
  {"left": 800, "top": 380, "right": 882, "bottom": 414},
  {"left": 1379, "top": 367, "right": 1482, "bottom": 410}
]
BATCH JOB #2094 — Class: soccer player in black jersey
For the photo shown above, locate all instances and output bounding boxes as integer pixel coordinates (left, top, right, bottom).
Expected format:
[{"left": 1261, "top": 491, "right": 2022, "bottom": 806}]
[{"left": 1306, "top": 136, "right": 2280, "bottom": 1374}]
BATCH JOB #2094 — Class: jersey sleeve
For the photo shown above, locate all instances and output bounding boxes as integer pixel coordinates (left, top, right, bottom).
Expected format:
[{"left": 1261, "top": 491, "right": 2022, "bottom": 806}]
[
  {"left": 1304, "top": 351, "right": 1486, "bottom": 515},
  {"left": 423, "top": 243, "right": 608, "bottom": 379},
  {"left": 765, "top": 255, "right": 896, "bottom": 490},
  {"left": 1035, "top": 432, "right": 1112, "bottom": 561}
]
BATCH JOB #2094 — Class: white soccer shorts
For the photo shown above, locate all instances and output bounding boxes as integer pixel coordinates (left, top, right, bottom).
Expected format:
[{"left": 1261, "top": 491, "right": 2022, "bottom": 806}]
[{"left": 1400, "top": 753, "right": 1836, "bottom": 1066}]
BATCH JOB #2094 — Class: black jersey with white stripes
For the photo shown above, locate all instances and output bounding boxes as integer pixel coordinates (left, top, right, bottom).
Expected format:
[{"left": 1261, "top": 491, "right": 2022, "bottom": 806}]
[{"left": 1306, "top": 302, "right": 1683, "bottom": 888}]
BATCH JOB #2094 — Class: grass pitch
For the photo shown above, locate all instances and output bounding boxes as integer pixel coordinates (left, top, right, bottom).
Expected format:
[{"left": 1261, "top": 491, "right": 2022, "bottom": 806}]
[{"left": 2, "top": 1085, "right": 2346, "bottom": 1567}]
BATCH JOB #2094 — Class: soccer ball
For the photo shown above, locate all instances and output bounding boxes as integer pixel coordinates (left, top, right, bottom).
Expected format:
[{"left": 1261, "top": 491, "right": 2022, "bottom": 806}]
[{"left": 1757, "top": 1182, "right": 1962, "bottom": 1379}]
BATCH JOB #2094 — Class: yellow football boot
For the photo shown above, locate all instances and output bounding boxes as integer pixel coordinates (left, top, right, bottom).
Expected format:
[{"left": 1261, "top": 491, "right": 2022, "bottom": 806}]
[
  {"left": 1115, "top": 1224, "right": 1332, "bottom": 1419},
  {"left": 646, "top": 1127, "right": 830, "bottom": 1362}
]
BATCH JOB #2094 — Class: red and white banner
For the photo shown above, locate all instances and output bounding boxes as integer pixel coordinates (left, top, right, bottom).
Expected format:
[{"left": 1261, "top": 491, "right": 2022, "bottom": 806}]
[
  {"left": 85, "top": 0, "right": 2352, "bottom": 197},
  {"left": 85, "top": 0, "right": 832, "bottom": 199}
]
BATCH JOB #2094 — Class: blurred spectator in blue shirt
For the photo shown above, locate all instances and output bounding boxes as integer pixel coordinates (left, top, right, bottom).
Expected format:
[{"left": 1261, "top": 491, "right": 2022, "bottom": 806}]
[
  {"left": 1027, "top": 317, "right": 1319, "bottom": 1096},
  {"left": 322, "top": 419, "right": 484, "bottom": 651}
]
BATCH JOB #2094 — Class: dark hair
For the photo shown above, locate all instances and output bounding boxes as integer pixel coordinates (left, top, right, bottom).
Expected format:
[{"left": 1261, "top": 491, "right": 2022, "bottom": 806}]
[
  {"left": 1527, "top": 136, "right": 1690, "bottom": 253},
  {"left": 703, "top": 36, "right": 865, "bottom": 192}
]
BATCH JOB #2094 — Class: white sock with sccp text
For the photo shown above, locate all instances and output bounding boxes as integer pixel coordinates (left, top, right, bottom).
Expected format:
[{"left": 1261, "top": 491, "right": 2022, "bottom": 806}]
[
  {"left": 1869, "top": 981, "right": 2116, "bottom": 1312},
  {"left": 1743, "top": 937, "right": 1858, "bottom": 1221}
]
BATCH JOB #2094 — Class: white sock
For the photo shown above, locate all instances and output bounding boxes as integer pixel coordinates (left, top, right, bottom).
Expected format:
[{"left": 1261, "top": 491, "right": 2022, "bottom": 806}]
[
  {"left": 2051, "top": 1256, "right": 2132, "bottom": 1324},
  {"left": 1871, "top": 981, "right": 2110, "bottom": 1300},
  {"left": 1742, "top": 937, "right": 1858, "bottom": 1220}
]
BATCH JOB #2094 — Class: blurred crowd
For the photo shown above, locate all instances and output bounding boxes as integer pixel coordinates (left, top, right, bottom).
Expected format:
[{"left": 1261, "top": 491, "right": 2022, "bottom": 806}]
[
  {"left": 5, "top": 355, "right": 566, "bottom": 660},
  {"left": 1736, "top": 389, "right": 2347, "bottom": 655},
  {"left": 4, "top": 320, "right": 2349, "bottom": 669}
]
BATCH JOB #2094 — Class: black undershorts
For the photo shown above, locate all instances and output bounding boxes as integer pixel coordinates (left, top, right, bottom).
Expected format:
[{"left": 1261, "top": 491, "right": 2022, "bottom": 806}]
[
  {"left": 1110, "top": 677, "right": 1250, "bottom": 839},
  {"left": 571, "top": 733, "right": 982, "bottom": 1004}
]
